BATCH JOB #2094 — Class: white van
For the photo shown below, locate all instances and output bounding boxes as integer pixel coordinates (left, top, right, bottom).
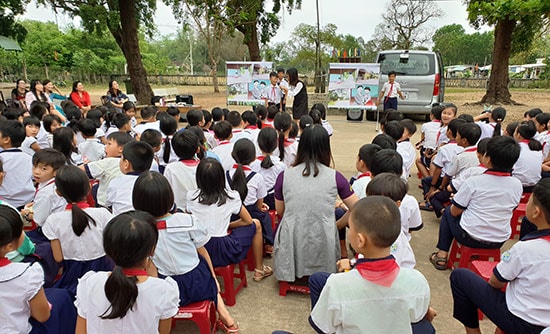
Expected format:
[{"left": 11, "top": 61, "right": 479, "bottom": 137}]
[{"left": 371, "top": 50, "right": 445, "bottom": 120}]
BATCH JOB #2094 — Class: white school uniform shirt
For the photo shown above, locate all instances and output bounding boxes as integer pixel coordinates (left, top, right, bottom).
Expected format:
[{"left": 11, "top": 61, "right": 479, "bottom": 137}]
[
  {"left": 78, "top": 138, "right": 105, "bottom": 162},
  {"left": 254, "top": 156, "right": 286, "bottom": 196},
  {"left": 36, "top": 123, "right": 50, "bottom": 149},
  {"left": 21, "top": 136, "right": 38, "bottom": 156},
  {"left": 0, "top": 262, "right": 44, "bottom": 334},
  {"left": 204, "top": 130, "right": 217, "bottom": 149},
  {"left": 266, "top": 83, "right": 283, "bottom": 104},
  {"left": 227, "top": 166, "right": 267, "bottom": 206},
  {"left": 452, "top": 172, "right": 522, "bottom": 242},
  {"left": 282, "top": 139, "right": 298, "bottom": 167},
  {"left": 381, "top": 81, "right": 401, "bottom": 98},
  {"left": 211, "top": 141, "right": 235, "bottom": 171},
  {"left": 75, "top": 271, "right": 179, "bottom": 334},
  {"left": 32, "top": 178, "right": 67, "bottom": 226},
  {"left": 533, "top": 131, "right": 546, "bottom": 143},
  {"left": 477, "top": 121, "right": 499, "bottom": 140},
  {"left": 163, "top": 159, "right": 198, "bottom": 210},
  {"left": 157, "top": 135, "right": 179, "bottom": 167},
  {"left": 400, "top": 194, "right": 423, "bottom": 240},
  {"left": 421, "top": 120, "right": 441, "bottom": 149},
  {"left": 186, "top": 189, "right": 242, "bottom": 237},
  {"left": 436, "top": 126, "right": 449, "bottom": 146},
  {"left": 397, "top": 140, "right": 416, "bottom": 178},
  {"left": 76, "top": 128, "right": 106, "bottom": 146},
  {"left": 0, "top": 148, "right": 34, "bottom": 208},
  {"left": 129, "top": 116, "right": 137, "bottom": 128},
  {"left": 153, "top": 213, "right": 210, "bottom": 276},
  {"left": 351, "top": 173, "right": 372, "bottom": 200},
  {"left": 542, "top": 132, "right": 550, "bottom": 159},
  {"left": 244, "top": 127, "right": 261, "bottom": 155},
  {"left": 446, "top": 146, "right": 479, "bottom": 178},
  {"left": 512, "top": 141, "right": 543, "bottom": 187},
  {"left": 322, "top": 120, "right": 334, "bottom": 136},
  {"left": 42, "top": 207, "right": 113, "bottom": 261},
  {"left": 450, "top": 165, "right": 487, "bottom": 192},
  {"left": 230, "top": 129, "right": 253, "bottom": 144},
  {"left": 310, "top": 265, "right": 430, "bottom": 334},
  {"left": 357, "top": 230, "right": 416, "bottom": 269},
  {"left": 106, "top": 173, "right": 139, "bottom": 215},
  {"left": 85, "top": 157, "right": 123, "bottom": 207},
  {"left": 134, "top": 120, "right": 161, "bottom": 136},
  {"left": 494, "top": 231, "right": 550, "bottom": 327},
  {"left": 432, "top": 141, "right": 463, "bottom": 176}
]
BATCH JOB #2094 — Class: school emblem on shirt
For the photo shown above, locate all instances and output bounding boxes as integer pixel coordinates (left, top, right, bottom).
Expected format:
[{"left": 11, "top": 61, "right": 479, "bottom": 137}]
[
  {"left": 501, "top": 251, "right": 511, "bottom": 263},
  {"left": 390, "top": 243, "right": 398, "bottom": 253}
]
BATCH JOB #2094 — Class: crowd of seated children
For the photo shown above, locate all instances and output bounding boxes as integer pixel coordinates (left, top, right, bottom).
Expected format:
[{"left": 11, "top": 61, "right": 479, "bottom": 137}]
[
  {"left": 448, "top": 137, "right": 490, "bottom": 193},
  {"left": 436, "top": 103, "right": 458, "bottom": 146},
  {"left": 201, "top": 109, "right": 218, "bottom": 149},
  {"left": 350, "top": 143, "right": 380, "bottom": 198},
  {"left": 123, "top": 101, "right": 137, "bottom": 128},
  {"left": 533, "top": 112, "right": 550, "bottom": 144},
  {"left": 140, "top": 128, "right": 162, "bottom": 172},
  {"left": 450, "top": 178, "right": 550, "bottom": 333},
  {"left": 77, "top": 119, "right": 105, "bottom": 162},
  {"left": 83, "top": 108, "right": 107, "bottom": 144},
  {"left": 28, "top": 102, "right": 50, "bottom": 149},
  {"left": 474, "top": 106, "right": 505, "bottom": 139},
  {"left": 157, "top": 114, "right": 179, "bottom": 172},
  {"left": 133, "top": 106, "right": 160, "bottom": 136},
  {"left": 53, "top": 127, "right": 82, "bottom": 166},
  {"left": 398, "top": 118, "right": 417, "bottom": 179},
  {"left": 416, "top": 105, "right": 444, "bottom": 178},
  {"left": 310, "top": 104, "right": 333, "bottom": 136},
  {"left": 253, "top": 127, "right": 286, "bottom": 211},
  {"left": 429, "top": 136, "right": 522, "bottom": 270},
  {"left": 512, "top": 121, "right": 543, "bottom": 192},
  {"left": 274, "top": 111, "right": 298, "bottom": 167},
  {"left": 242, "top": 110, "right": 261, "bottom": 151},
  {"left": 212, "top": 121, "right": 236, "bottom": 171},
  {"left": 21, "top": 116, "right": 41, "bottom": 156},
  {"left": 227, "top": 110, "right": 253, "bottom": 144}
]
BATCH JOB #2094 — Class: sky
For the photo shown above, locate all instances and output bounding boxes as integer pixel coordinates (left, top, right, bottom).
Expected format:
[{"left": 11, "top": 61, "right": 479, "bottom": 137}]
[{"left": 21, "top": 0, "right": 489, "bottom": 44}]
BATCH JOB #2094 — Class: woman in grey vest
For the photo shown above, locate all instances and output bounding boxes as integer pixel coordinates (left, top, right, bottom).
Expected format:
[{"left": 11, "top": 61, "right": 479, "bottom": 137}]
[{"left": 272, "top": 125, "right": 358, "bottom": 282}]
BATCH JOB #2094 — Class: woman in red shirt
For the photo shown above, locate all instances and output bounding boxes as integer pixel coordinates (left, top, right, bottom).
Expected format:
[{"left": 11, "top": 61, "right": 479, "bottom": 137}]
[{"left": 69, "top": 81, "right": 91, "bottom": 114}]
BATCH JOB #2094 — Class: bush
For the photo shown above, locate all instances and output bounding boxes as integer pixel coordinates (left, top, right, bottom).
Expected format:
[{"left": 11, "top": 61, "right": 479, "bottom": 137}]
[{"left": 527, "top": 80, "right": 550, "bottom": 89}]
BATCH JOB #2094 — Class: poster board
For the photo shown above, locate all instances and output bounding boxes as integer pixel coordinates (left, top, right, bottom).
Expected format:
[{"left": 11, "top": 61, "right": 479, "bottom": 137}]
[
  {"left": 226, "top": 61, "right": 273, "bottom": 106},
  {"left": 327, "top": 63, "right": 380, "bottom": 110}
]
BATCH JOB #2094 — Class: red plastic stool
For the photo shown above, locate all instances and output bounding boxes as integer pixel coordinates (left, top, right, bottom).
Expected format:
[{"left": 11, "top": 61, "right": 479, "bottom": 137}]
[
  {"left": 510, "top": 203, "right": 526, "bottom": 240},
  {"left": 23, "top": 220, "right": 37, "bottom": 231},
  {"left": 86, "top": 180, "right": 99, "bottom": 207},
  {"left": 245, "top": 247, "right": 255, "bottom": 272},
  {"left": 279, "top": 279, "right": 310, "bottom": 296},
  {"left": 171, "top": 300, "right": 217, "bottom": 333},
  {"left": 470, "top": 261, "right": 498, "bottom": 320},
  {"left": 446, "top": 240, "right": 501, "bottom": 269},
  {"left": 268, "top": 210, "right": 279, "bottom": 232},
  {"left": 214, "top": 261, "right": 247, "bottom": 306},
  {"left": 519, "top": 192, "right": 531, "bottom": 204}
]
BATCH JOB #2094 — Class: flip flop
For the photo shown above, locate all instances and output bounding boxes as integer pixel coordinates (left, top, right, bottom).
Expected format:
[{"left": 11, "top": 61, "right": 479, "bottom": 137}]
[
  {"left": 419, "top": 202, "right": 434, "bottom": 211},
  {"left": 429, "top": 252, "right": 448, "bottom": 270}
]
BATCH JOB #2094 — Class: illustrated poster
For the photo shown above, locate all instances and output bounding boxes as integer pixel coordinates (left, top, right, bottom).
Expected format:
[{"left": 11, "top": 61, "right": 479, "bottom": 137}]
[{"left": 327, "top": 63, "right": 380, "bottom": 110}]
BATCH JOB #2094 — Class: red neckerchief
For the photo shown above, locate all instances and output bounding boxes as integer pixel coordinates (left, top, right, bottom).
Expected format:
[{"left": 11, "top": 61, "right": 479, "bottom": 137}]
[
  {"left": 122, "top": 268, "right": 148, "bottom": 276},
  {"left": 180, "top": 159, "right": 199, "bottom": 166},
  {"left": 257, "top": 156, "right": 265, "bottom": 161},
  {"left": 478, "top": 163, "right": 486, "bottom": 168},
  {"left": 232, "top": 129, "right": 242, "bottom": 133},
  {"left": 357, "top": 172, "right": 371, "bottom": 180},
  {"left": 284, "top": 138, "right": 294, "bottom": 147},
  {"left": 218, "top": 140, "right": 231, "bottom": 145},
  {"left": 245, "top": 125, "right": 258, "bottom": 130},
  {"left": 385, "top": 82, "right": 394, "bottom": 103},
  {"left": 157, "top": 220, "right": 167, "bottom": 230},
  {"left": 65, "top": 201, "right": 90, "bottom": 210},
  {"left": 233, "top": 164, "right": 251, "bottom": 171},
  {"left": 34, "top": 179, "right": 56, "bottom": 197},
  {"left": 520, "top": 140, "right": 530, "bottom": 144},
  {"left": 355, "top": 256, "right": 400, "bottom": 287},
  {"left": 0, "top": 257, "right": 11, "bottom": 267},
  {"left": 448, "top": 140, "right": 457, "bottom": 144},
  {"left": 464, "top": 146, "right": 477, "bottom": 152},
  {"left": 484, "top": 169, "right": 511, "bottom": 177},
  {"left": 432, "top": 120, "right": 440, "bottom": 123},
  {"left": 263, "top": 123, "right": 274, "bottom": 129}
]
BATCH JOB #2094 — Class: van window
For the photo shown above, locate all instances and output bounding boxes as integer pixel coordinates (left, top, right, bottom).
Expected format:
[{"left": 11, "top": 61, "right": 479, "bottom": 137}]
[{"left": 378, "top": 53, "right": 435, "bottom": 76}]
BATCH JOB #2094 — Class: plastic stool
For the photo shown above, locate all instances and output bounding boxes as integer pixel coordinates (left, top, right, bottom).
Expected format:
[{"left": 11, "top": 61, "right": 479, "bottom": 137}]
[
  {"left": 268, "top": 210, "right": 280, "bottom": 233},
  {"left": 446, "top": 240, "right": 501, "bottom": 269},
  {"left": 470, "top": 260, "right": 498, "bottom": 320},
  {"left": 171, "top": 300, "right": 217, "bottom": 334},
  {"left": 510, "top": 203, "right": 526, "bottom": 240},
  {"left": 86, "top": 180, "right": 99, "bottom": 207},
  {"left": 214, "top": 261, "right": 247, "bottom": 306},
  {"left": 245, "top": 247, "right": 255, "bottom": 272},
  {"left": 279, "top": 279, "right": 310, "bottom": 296},
  {"left": 23, "top": 220, "right": 37, "bottom": 231},
  {"left": 519, "top": 192, "right": 531, "bottom": 204}
]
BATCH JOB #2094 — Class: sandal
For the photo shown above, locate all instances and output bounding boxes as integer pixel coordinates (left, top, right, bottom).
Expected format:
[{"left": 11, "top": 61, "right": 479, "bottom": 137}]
[
  {"left": 253, "top": 265, "right": 273, "bottom": 281},
  {"left": 429, "top": 252, "right": 448, "bottom": 270},
  {"left": 264, "top": 244, "right": 274, "bottom": 255},
  {"left": 419, "top": 201, "right": 434, "bottom": 211},
  {"left": 217, "top": 319, "right": 239, "bottom": 334}
]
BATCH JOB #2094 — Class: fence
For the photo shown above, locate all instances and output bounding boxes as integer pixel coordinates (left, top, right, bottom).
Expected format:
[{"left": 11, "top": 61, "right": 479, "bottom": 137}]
[{"left": 444, "top": 78, "right": 539, "bottom": 89}]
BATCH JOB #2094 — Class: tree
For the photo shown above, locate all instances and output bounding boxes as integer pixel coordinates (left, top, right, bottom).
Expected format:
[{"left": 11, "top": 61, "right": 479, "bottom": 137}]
[
  {"left": 467, "top": 0, "right": 550, "bottom": 104},
  {"left": 432, "top": 24, "right": 493, "bottom": 66},
  {"left": 38, "top": 0, "right": 155, "bottom": 104},
  {"left": 377, "top": 0, "right": 443, "bottom": 49},
  {"left": 0, "top": 0, "right": 29, "bottom": 42}
]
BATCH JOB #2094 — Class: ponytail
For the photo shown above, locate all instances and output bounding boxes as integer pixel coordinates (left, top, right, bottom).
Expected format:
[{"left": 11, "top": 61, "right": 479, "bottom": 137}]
[
  {"left": 163, "top": 136, "right": 171, "bottom": 164},
  {"left": 278, "top": 129, "right": 285, "bottom": 161},
  {"left": 71, "top": 204, "right": 97, "bottom": 236},
  {"left": 274, "top": 112, "right": 291, "bottom": 161},
  {"left": 230, "top": 164, "right": 249, "bottom": 202},
  {"left": 492, "top": 121, "right": 502, "bottom": 137},
  {"left": 528, "top": 139, "right": 543, "bottom": 151},
  {"left": 101, "top": 266, "right": 139, "bottom": 319},
  {"left": 491, "top": 107, "right": 506, "bottom": 137},
  {"left": 261, "top": 155, "right": 274, "bottom": 169},
  {"left": 517, "top": 121, "right": 542, "bottom": 151}
]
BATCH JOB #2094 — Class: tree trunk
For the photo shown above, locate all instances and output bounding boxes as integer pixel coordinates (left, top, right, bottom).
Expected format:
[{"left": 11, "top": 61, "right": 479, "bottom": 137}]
[
  {"left": 246, "top": 26, "right": 261, "bottom": 61},
  {"left": 481, "top": 19, "right": 515, "bottom": 105},
  {"left": 210, "top": 57, "right": 219, "bottom": 93},
  {"left": 118, "top": 0, "right": 154, "bottom": 104}
]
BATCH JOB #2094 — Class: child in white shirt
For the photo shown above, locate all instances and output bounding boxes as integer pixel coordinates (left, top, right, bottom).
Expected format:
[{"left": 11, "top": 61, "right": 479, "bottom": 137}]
[
  {"left": 77, "top": 119, "right": 105, "bottom": 162},
  {"left": 21, "top": 116, "right": 41, "bottom": 156}
]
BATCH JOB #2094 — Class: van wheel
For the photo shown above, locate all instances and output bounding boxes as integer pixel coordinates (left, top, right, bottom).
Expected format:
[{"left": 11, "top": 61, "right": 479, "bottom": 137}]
[{"left": 366, "top": 111, "right": 376, "bottom": 121}]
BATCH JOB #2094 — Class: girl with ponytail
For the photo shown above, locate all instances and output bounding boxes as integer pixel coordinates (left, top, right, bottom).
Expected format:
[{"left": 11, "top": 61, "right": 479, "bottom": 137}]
[
  {"left": 255, "top": 127, "right": 286, "bottom": 211},
  {"left": 475, "top": 106, "right": 506, "bottom": 139},
  {"left": 75, "top": 211, "right": 179, "bottom": 333},
  {"left": 274, "top": 112, "right": 298, "bottom": 167},
  {"left": 42, "top": 165, "right": 114, "bottom": 295},
  {"left": 512, "top": 120, "right": 543, "bottom": 193},
  {"left": 158, "top": 115, "right": 179, "bottom": 173}
]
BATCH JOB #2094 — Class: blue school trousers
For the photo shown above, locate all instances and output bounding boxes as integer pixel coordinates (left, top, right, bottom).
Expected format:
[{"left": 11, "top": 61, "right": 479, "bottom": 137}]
[
  {"left": 383, "top": 97, "right": 398, "bottom": 111},
  {"left": 450, "top": 268, "right": 545, "bottom": 333}
]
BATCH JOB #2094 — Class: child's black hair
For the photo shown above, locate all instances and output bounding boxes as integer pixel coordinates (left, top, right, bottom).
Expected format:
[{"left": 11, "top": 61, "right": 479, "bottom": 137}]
[
  {"left": 485, "top": 136, "right": 520, "bottom": 172},
  {"left": 457, "top": 123, "right": 481, "bottom": 146},
  {"left": 477, "top": 137, "right": 490, "bottom": 156},
  {"left": 442, "top": 103, "right": 458, "bottom": 115},
  {"left": 532, "top": 178, "right": 550, "bottom": 225},
  {"left": 350, "top": 196, "right": 401, "bottom": 248},
  {"left": 366, "top": 173, "right": 408, "bottom": 203},
  {"left": 160, "top": 116, "right": 178, "bottom": 164},
  {"left": 388, "top": 70, "right": 397, "bottom": 77},
  {"left": 211, "top": 107, "right": 224, "bottom": 122},
  {"left": 371, "top": 133, "right": 397, "bottom": 150},
  {"left": 42, "top": 114, "right": 62, "bottom": 134},
  {"left": 505, "top": 122, "right": 519, "bottom": 137},
  {"left": 535, "top": 113, "right": 550, "bottom": 131},
  {"left": 289, "top": 122, "right": 298, "bottom": 139},
  {"left": 29, "top": 101, "right": 49, "bottom": 120},
  {"left": 166, "top": 106, "right": 180, "bottom": 120},
  {"left": 23, "top": 116, "right": 41, "bottom": 128},
  {"left": 274, "top": 112, "right": 292, "bottom": 161},
  {"left": 172, "top": 129, "right": 200, "bottom": 160},
  {"left": 277, "top": 67, "right": 285, "bottom": 74},
  {"left": 111, "top": 112, "right": 130, "bottom": 130},
  {"left": 55, "top": 165, "right": 96, "bottom": 236},
  {"left": 524, "top": 108, "right": 543, "bottom": 119},
  {"left": 79, "top": 119, "right": 97, "bottom": 137},
  {"left": 101, "top": 210, "right": 158, "bottom": 319},
  {"left": 2, "top": 108, "right": 23, "bottom": 121},
  {"left": 380, "top": 110, "right": 403, "bottom": 129},
  {"left": 140, "top": 106, "right": 157, "bottom": 121},
  {"left": 358, "top": 144, "right": 382, "bottom": 171},
  {"left": 0, "top": 120, "right": 26, "bottom": 147},
  {"left": 370, "top": 149, "right": 403, "bottom": 177},
  {"left": 267, "top": 105, "right": 279, "bottom": 120},
  {"left": 226, "top": 111, "right": 242, "bottom": 127},
  {"left": 122, "top": 101, "right": 135, "bottom": 112},
  {"left": 106, "top": 132, "right": 134, "bottom": 147},
  {"left": 187, "top": 109, "right": 204, "bottom": 127},
  {"left": 53, "top": 127, "right": 77, "bottom": 165},
  {"left": 123, "top": 141, "right": 154, "bottom": 173},
  {"left": 213, "top": 121, "right": 232, "bottom": 141},
  {"left": 516, "top": 121, "right": 543, "bottom": 151},
  {"left": 65, "top": 106, "right": 82, "bottom": 133},
  {"left": 491, "top": 107, "right": 506, "bottom": 137},
  {"left": 400, "top": 119, "right": 417, "bottom": 136},
  {"left": 448, "top": 118, "right": 467, "bottom": 139},
  {"left": 140, "top": 129, "right": 162, "bottom": 149},
  {"left": 186, "top": 126, "right": 206, "bottom": 159},
  {"left": 299, "top": 115, "right": 314, "bottom": 131},
  {"left": 223, "top": 108, "right": 230, "bottom": 119},
  {"left": 310, "top": 103, "right": 327, "bottom": 120},
  {"left": 255, "top": 105, "right": 268, "bottom": 123},
  {"left": 309, "top": 109, "right": 322, "bottom": 125},
  {"left": 132, "top": 171, "right": 174, "bottom": 218},
  {"left": 384, "top": 120, "right": 404, "bottom": 141},
  {"left": 156, "top": 111, "right": 169, "bottom": 122},
  {"left": 242, "top": 110, "right": 259, "bottom": 128},
  {"left": 430, "top": 105, "right": 444, "bottom": 121},
  {"left": 202, "top": 109, "right": 212, "bottom": 125},
  {"left": 269, "top": 71, "right": 277, "bottom": 78},
  {"left": 457, "top": 114, "right": 474, "bottom": 123},
  {"left": 258, "top": 127, "right": 278, "bottom": 169},
  {"left": 194, "top": 158, "right": 234, "bottom": 206},
  {"left": 230, "top": 139, "right": 256, "bottom": 202},
  {"left": 32, "top": 148, "right": 67, "bottom": 171},
  {"left": 0, "top": 205, "right": 23, "bottom": 247},
  {"left": 86, "top": 108, "right": 104, "bottom": 129}
]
